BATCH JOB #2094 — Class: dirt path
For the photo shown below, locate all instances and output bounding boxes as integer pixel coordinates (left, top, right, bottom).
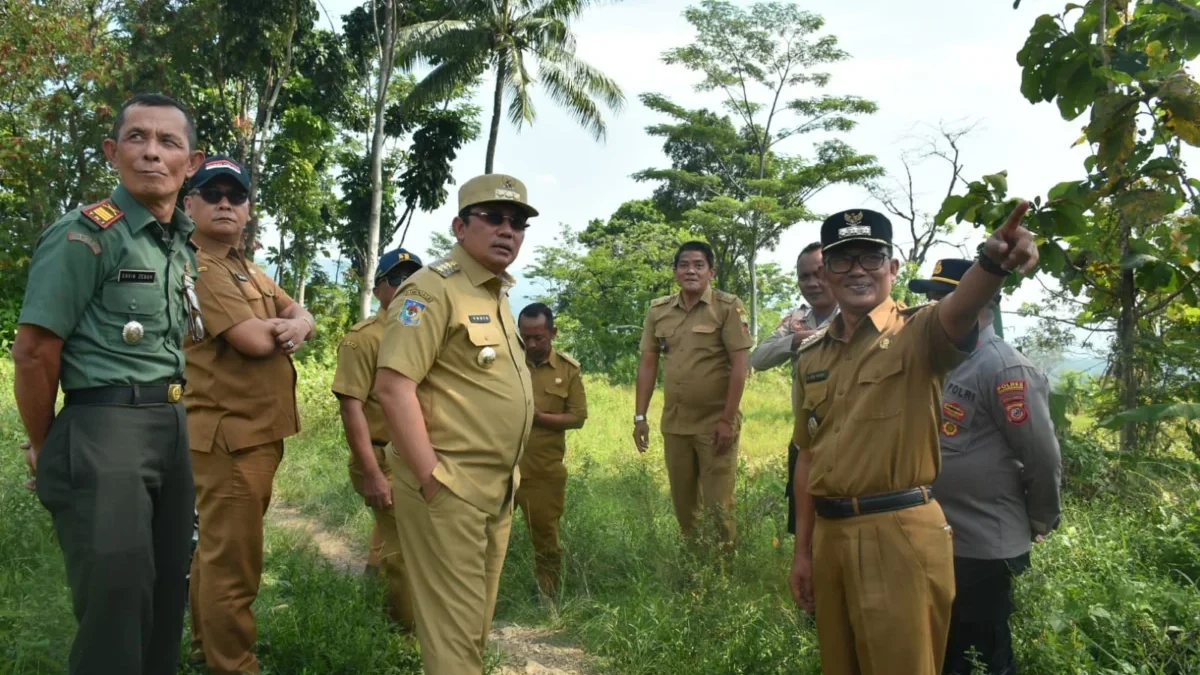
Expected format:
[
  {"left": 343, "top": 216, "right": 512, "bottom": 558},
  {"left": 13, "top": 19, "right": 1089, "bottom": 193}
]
[{"left": 265, "top": 505, "right": 599, "bottom": 675}]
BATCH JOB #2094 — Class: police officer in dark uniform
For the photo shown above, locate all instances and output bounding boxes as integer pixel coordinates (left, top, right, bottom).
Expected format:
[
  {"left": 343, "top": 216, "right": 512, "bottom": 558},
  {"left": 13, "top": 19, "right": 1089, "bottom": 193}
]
[
  {"left": 911, "top": 259, "right": 1062, "bottom": 675},
  {"left": 12, "top": 93, "right": 205, "bottom": 675}
]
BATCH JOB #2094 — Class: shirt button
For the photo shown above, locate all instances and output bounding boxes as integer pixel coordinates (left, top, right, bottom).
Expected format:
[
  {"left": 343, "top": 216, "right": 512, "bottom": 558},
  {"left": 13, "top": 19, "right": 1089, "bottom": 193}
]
[
  {"left": 837, "top": 389, "right": 844, "bottom": 396},
  {"left": 129, "top": 301, "right": 137, "bottom": 310},
  {"left": 834, "top": 426, "right": 841, "bottom": 434}
]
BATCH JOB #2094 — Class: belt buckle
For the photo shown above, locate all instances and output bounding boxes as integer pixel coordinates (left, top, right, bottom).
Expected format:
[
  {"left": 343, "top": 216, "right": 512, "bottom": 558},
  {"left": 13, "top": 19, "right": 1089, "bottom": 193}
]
[{"left": 167, "top": 383, "right": 183, "bottom": 403}]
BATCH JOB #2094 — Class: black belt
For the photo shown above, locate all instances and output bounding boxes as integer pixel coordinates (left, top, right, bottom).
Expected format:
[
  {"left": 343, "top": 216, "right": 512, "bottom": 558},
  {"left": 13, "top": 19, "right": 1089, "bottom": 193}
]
[
  {"left": 64, "top": 382, "right": 185, "bottom": 406},
  {"left": 813, "top": 486, "right": 933, "bottom": 519}
]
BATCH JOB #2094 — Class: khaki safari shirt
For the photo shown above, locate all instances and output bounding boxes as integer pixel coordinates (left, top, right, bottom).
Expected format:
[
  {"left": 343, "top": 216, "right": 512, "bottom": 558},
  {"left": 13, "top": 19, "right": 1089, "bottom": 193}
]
[
  {"left": 792, "top": 299, "right": 969, "bottom": 498},
  {"left": 331, "top": 308, "right": 392, "bottom": 470},
  {"left": 639, "top": 286, "right": 754, "bottom": 434},
  {"left": 378, "top": 244, "right": 534, "bottom": 516},
  {"left": 20, "top": 185, "right": 198, "bottom": 390},
  {"left": 522, "top": 348, "right": 588, "bottom": 479},
  {"left": 184, "top": 231, "right": 299, "bottom": 453}
]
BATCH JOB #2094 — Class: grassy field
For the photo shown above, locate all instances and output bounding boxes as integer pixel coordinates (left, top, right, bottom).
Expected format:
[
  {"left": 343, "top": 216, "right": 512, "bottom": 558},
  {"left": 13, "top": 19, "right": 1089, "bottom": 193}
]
[{"left": 1, "top": 357, "right": 1198, "bottom": 674}]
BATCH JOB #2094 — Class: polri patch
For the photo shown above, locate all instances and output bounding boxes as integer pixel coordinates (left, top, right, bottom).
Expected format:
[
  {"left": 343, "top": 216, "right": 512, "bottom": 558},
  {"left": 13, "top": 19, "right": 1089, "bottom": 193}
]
[
  {"left": 1005, "top": 399, "right": 1029, "bottom": 426},
  {"left": 67, "top": 231, "right": 102, "bottom": 255},
  {"left": 399, "top": 298, "right": 426, "bottom": 326},
  {"left": 118, "top": 269, "right": 157, "bottom": 284},
  {"left": 805, "top": 370, "right": 830, "bottom": 384},
  {"left": 469, "top": 314, "right": 492, "bottom": 324}
]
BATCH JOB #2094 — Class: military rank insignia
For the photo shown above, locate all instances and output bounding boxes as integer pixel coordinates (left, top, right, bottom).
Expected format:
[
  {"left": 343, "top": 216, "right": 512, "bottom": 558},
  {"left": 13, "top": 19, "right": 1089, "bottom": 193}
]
[
  {"left": 82, "top": 200, "right": 123, "bottom": 229},
  {"left": 400, "top": 298, "right": 426, "bottom": 326},
  {"left": 942, "top": 402, "right": 966, "bottom": 421}
]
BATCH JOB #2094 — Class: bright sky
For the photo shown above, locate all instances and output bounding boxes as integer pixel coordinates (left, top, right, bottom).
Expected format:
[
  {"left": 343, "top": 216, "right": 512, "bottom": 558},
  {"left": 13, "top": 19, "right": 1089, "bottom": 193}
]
[{"left": 315, "top": 0, "right": 1103, "bottom": 349}]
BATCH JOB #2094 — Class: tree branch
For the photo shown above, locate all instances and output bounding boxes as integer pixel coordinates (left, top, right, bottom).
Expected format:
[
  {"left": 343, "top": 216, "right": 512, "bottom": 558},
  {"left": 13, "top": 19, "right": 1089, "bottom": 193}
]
[{"left": 1136, "top": 265, "right": 1200, "bottom": 317}]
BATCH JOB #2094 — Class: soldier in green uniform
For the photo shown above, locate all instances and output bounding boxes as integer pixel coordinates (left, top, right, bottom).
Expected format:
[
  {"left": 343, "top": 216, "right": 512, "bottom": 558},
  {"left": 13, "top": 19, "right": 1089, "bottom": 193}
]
[{"left": 12, "top": 94, "right": 206, "bottom": 675}]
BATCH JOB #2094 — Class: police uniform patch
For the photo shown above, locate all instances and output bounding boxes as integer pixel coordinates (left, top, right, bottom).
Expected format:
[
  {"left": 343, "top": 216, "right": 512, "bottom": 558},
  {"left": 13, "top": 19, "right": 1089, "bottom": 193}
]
[
  {"left": 942, "top": 420, "right": 960, "bottom": 437},
  {"left": 943, "top": 402, "right": 966, "bottom": 421},
  {"left": 996, "top": 379, "right": 1027, "bottom": 397},
  {"left": 67, "top": 231, "right": 102, "bottom": 255},
  {"left": 399, "top": 298, "right": 426, "bottom": 326},
  {"left": 1005, "top": 399, "right": 1029, "bottom": 425},
  {"left": 81, "top": 200, "right": 123, "bottom": 229}
]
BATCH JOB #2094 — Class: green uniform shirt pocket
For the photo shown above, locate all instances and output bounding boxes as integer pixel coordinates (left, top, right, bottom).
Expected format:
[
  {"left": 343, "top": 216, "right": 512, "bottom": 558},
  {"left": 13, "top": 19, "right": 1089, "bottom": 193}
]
[{"left": 103, "top": 283, "right": 167, "bottom": 316}]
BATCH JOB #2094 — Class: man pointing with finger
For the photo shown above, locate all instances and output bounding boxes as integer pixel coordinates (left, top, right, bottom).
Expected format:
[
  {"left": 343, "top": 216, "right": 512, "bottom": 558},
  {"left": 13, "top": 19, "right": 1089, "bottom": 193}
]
[{"left": 788, "top": 203, "right": 1039, "bottom": 675}]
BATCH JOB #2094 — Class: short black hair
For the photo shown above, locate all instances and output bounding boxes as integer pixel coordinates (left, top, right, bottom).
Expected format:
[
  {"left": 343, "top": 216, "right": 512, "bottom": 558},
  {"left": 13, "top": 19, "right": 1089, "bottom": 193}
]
[
  {"left": 799, "top": 242, "right": 823, "bottom": 259},
  {"left": 112, "top": 94, "right": 198, "bottom": 150},
  {"left": 674, "top": 240, "right": 714, "bottom": 268},
  {"left": 519, "top": 302, "right": 555, "bottom": 330}
]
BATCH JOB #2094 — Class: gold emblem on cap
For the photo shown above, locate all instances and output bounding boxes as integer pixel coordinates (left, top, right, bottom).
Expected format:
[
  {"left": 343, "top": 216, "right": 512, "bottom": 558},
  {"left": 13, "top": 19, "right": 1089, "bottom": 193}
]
[
  {"left": 502, "top": 178, "right": 515, "bottom": 189},
  {"left": 844, "top": 211, "right": 864, "bottom": 225},
  {"left": 808, "top": 416, "right": 818, "bottom": 435},
  {"left": 122, "top": 321, "right": 144, "bottom": 345},
  {"left": 933, "top": 260, "right": 943, "bottom": 276},
  {"left": 477, "top": 346, "right": 497, "bottom": 368},
  {"left": 880, "top": 338, "right": 891, "bottom": 350}
]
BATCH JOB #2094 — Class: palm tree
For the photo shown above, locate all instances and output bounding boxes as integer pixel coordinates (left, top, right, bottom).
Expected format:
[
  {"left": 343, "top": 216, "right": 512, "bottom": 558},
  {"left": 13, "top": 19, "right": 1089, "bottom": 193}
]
[{"left": 409, "top": 0, "right": 625, "bottom": 172}]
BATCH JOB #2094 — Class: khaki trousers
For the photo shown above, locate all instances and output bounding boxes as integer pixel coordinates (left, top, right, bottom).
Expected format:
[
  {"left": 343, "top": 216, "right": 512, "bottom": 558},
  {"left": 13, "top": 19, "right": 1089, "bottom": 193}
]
[
  {"left": 662, "top": 432, "right": 738, "bottom": 547},
  {"left": 349, "top": 445, "right": 415, "bottom": 631},
  {"left": 812, "top": 500, "right": 956, "bottom": 675},
  {"left": 388, "top": 455, "right": 513, "bottom": 675},
  {"left": 189, "top": 439, "right": 284, "bottom": 675},
  {"left": 514, "top": 470, "right": 567, "bottom": 597}
]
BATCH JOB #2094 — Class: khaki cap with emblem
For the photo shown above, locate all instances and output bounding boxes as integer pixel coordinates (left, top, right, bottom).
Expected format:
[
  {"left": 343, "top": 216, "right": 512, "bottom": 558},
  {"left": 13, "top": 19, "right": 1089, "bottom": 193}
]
[{"left": 458, "top": 174, "right": 539, "bottom": 217}]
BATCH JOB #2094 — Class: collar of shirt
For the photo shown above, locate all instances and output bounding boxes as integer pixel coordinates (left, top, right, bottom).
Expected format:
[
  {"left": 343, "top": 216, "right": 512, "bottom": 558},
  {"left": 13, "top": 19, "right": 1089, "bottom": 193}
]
[
  {"left": 451, "top": 244, "right": 517, "bottom": 291},
  {"left": 191, "top": 230, "right": 244, "bottom": 260},
  {"left": 111, "top": 184, "right": 195, "bottom": 236},
  {"left": 806, "top": 305, "right": 839, "bottom": 329},
  {"left": 526, "top": 346, "right": 559, "bottom": 371},
  {"left": 671, "top": 285, "right": 714, "bottom": 309},
  {"left": 976, "top": 322, "right": 999, "bottom": 348},
  {"left": 827, "top": 297, "right": 897, "bottom": 343}
]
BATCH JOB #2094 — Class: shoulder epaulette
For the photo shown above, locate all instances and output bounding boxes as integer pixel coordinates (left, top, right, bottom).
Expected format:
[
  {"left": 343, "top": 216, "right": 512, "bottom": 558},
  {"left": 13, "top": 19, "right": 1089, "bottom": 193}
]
[
  {"left": 899, "top": 302, "right": 933, "bottom": 316},
  {"left": 714, "top": 290, "right": 737, "bottom": 303},
  {"left": 559, "top": 352, "right": 581, "bottom": 368},
  {"left": 650, "top": 294, "right": 674, "bottom": 308},
  {"left": 797, "top": 326, "right": 828, "bottom": 354},
  {"left": 80, "top": 200, "right": 124, "bottom": 230},
  {"left": 429, "top": 259, "right": 460, "bottom": 278},
  {"left": 348, "top": 316, "right": 377, "bottom": 333}
]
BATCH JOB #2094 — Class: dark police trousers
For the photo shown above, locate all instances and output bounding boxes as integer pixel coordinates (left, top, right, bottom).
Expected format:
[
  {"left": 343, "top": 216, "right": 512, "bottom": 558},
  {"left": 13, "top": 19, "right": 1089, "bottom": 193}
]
[
  {"left": 943, "top": 555, "right": 1029, "bottom": 675},
  {"left": 36, "top": 401, "right": 194, "bottom": 675}
]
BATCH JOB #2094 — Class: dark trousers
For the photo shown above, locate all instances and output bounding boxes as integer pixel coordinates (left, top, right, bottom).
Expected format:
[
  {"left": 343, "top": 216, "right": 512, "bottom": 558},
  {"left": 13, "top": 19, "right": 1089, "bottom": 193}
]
[
  {"left": 785, "top": 442, "right": 799, "bottom": 535},
  {"left": 36, "top": 401, "right": 195, "bottom": 675},
  {"left": 943, "top": 555, "right": 1028, "bottom": 675}
]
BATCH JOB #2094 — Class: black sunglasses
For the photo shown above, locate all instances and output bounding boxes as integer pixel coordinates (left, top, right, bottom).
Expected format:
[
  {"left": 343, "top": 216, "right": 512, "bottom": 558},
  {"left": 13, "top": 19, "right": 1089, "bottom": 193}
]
[
  {"left": 197, "top": 187, "right": 249, "bottom": 206},
  {"left": 384, "top": 271, "right": 411, "bottom": 288},
  {"left": 825, "top": 251, "right": 888, "bottom": 274},
  {"left": 469, "top": 210, "right": 530, "bottom": 231}
]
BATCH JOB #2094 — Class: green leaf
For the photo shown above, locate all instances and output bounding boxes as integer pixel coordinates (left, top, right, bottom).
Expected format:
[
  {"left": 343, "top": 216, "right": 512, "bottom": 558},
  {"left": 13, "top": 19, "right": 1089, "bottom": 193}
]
[
  {"left": 1109, "top": 50, "right": 1149, "bottom": 77},
  {"left": 1119, "top": 252, "right": 1159, "bottom": 270},
  {"left": 935, "top": 195, "right": 967, "bottom": 224},
  {"left": 1051, "top": 204, "right": 1087, "bottom": 235},
  {"left": 1088, "top": 93, "right": 1138, "bottom": 171},
  {"left": 1049, "top": 391, "right": 1071, "bottom": 434},
  {"left": 1098, "top": 402, "right": 1200, "bottom": 429},
  {"left": 1159, "top": 71, "right": 1200, "bottom": 147},
  {"left": 984, "top": 172, "right": 1009, "bottom": 196}
]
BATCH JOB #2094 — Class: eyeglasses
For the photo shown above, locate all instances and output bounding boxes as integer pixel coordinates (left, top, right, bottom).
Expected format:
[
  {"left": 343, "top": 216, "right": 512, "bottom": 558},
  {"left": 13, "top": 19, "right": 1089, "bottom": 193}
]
[
  {"left": 825, "top": 251, "right": 888, "bottom": 274},
  {"left": 469, "top": 210, "right": 529, "bottom": 231},
  {"left": 384, "top": 271, "right": 410, "bottom": 288},
  {"left": 197, "top": 187, "right": 249, "bottom": 206}
]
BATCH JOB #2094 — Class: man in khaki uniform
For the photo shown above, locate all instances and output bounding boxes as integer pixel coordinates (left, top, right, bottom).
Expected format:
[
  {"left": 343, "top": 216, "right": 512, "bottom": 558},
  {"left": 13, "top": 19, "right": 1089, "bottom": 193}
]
[
  {"left": 332, "top": 246, "right": 423, "bottom": 630},
  {"left": 375, "top": 174, "right": 536, "bottom": 674},
  {"left": 515, "top": 302, "right": 587, "bottom": 599},
  {"left": 634, "top": 241, "right": 753, "bottom": 548},
  {"left": 183, "top": 156, "right": 316, "bottom": 675},
  {"left": 788, "top": 205, "right": 1040, "bottom": 675},
  {"left": 749, "top": 241, "right": 838, "bottom": 536}
]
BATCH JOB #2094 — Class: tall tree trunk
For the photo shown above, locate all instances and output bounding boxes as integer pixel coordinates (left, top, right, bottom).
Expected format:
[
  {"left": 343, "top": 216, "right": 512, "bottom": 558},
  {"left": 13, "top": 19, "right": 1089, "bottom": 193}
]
[
  {"left": 1118, "top": 216, "right": 1138, "bottom": 453},
  {"left": 360, "top": 1, "right": 396, "bottom": 320},
  {"left": 276, "top": 229, "right": 286, "bottom": 284},
  {"left": 485, "top": 58, "right": 506, "bottom": 174},
  {"left": 297, "top": 262, "right": 308, "bottom": 306},
  {"left": 748, "top": 245, "right": 759, "bottom": 341}
]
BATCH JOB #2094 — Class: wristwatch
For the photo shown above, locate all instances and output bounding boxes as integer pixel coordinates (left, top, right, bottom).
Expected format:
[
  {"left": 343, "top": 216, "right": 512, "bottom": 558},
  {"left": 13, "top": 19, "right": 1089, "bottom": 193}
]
[{"left": 633, "top": 414, "right": 647, "bottom": 424}]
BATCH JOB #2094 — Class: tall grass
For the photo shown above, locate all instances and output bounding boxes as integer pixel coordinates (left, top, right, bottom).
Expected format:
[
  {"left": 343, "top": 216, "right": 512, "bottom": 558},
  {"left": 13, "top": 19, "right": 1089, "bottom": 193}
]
[{"left": 1, "top": 358, "right": 1197, "bottom": 674}]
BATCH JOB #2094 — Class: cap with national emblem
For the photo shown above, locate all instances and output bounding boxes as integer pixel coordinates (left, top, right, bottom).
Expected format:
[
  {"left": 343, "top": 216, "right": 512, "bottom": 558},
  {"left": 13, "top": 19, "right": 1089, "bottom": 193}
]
[
  {"left": 458, "top": 174, "right": 538, "bottom": 217},
  {"left": 907, "top": 258, "right": 973, "bottom": 297},
  {"left": 189, "top": 155, "right": 251, "bottom": 192},
  {"left": 821, "top": 209, "right": 892, "bottom": 251},
  {"left": 375, "top": 247, "right": 423, "bottom": 282}
]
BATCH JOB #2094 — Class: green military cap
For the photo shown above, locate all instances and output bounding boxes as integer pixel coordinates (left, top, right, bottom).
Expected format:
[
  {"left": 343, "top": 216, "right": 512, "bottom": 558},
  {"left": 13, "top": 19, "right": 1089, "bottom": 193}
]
[{"left": 458, "top": 173, "right": 539, "bottom": 217}]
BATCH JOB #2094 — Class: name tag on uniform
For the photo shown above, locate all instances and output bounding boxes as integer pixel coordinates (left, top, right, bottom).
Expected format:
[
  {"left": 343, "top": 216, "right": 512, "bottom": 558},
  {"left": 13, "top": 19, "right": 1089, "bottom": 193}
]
[
  {"left": 118, "top": 269, "right": 157, "bottom": 284},
  {"left": 235, "top": 273, "right": 250, "bottom": 282},
  {"left": 469, "top": 314, "right": 491, "bottom": 323},
  {"left": 805, "top": 370, "right": 829, "bottom": 384}
]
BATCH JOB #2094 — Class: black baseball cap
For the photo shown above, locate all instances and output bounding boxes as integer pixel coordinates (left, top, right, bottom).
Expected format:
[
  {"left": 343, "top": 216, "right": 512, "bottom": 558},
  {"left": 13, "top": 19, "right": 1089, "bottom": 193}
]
[
  {"left": 189, "top": 155, "right": 251, "bottom": 192},
  {"left": 821, "top": 209, "right": 892, "bottom": 252}
]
